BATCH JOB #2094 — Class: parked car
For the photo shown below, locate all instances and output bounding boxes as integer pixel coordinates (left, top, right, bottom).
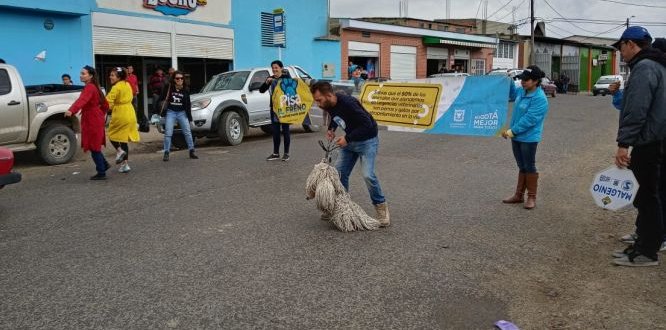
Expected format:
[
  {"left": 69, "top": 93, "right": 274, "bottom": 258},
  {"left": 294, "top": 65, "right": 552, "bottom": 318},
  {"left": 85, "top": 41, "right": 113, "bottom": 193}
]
[
  {"left": 540, "top": 77, "right": 557, "bottom": 98},
  {"left": 157, "top": 65, "right": 321, "bottom": 147},
  {"left": 0, "top": 63, "right": 83, "bottom": 165},
  {"left": 593, "top": 75, "right": 624, "bottom": 96},
  {"left": 487, "top": 68, "right": 524, "bottom": 79},
  {"left": 428, "top": 72, "right": 470, "bottom": 78},
  {"left": 0, "top": 147, "right": 21, "bottom": 189}
]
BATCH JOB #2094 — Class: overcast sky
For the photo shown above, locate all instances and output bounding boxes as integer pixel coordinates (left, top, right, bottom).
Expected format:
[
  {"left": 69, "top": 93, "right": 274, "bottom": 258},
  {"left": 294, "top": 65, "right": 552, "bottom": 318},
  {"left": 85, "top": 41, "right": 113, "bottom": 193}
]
[{"left": 330, "top": 0, "right": 666, "bottom": 40}]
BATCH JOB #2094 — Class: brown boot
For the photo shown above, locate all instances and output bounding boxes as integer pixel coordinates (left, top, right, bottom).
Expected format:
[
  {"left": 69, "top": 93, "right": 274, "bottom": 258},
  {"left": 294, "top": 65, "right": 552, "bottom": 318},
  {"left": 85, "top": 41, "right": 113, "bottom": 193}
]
[
  {"left": 375, "top": 203, "right": 390, "bottom": 227},
  {"left": 524, "top": 173, "right": 539, "bottom": 209},
  {"left": 502, "top": 172, "right": 526, "bottom": 203}
]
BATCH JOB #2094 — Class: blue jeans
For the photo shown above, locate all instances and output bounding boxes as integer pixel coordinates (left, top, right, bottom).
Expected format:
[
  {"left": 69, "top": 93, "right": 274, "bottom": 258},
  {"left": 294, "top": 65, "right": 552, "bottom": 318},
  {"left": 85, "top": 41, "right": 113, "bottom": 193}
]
[
  {"left": 164, "top": 109, "right": 195, "bottom": 152},
  {"left": 336, "top": 136, "right": 386, "bottom": 205},
  {"left": 511, "top": 140, "right": 538, "bottom": 173}
]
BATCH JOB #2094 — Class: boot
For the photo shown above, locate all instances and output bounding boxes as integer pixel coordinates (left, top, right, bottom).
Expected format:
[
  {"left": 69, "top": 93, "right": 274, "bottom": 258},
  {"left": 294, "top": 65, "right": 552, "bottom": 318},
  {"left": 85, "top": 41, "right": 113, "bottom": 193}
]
[
  {"left": 502, "top": 172, "right": 526, "bottom": 203},
  {"left": 524, "top": 173, "right": 539, "bottom": 210},
  {"left": 375, "top": 202, "right": 390, "bottom": 227},
  {"left": 189, "top": 149, "right": 198, "bottom": 159},
  {"left": 163, "top": 152, "right": 169, "bottom": 162}
]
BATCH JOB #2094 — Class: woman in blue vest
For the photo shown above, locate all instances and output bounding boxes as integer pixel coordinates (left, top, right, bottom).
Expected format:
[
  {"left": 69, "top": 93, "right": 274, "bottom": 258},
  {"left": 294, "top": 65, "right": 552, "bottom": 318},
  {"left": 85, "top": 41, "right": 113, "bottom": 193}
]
[{"left": 501, "top": 65, "right": 550, "bottom": 210}]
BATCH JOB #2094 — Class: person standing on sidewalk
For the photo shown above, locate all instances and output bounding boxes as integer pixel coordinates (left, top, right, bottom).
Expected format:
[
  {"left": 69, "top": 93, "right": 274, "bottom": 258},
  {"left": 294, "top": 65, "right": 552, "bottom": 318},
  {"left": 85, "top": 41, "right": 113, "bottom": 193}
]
[
  {"left": 126, "top": 65, "right": 148, "bottom": 132},
  {"left": 160, "top": 71, "right": 198, "bottom": 161},
  {"left": 501, "top": 65, "right": 550, "bottom": 210},
  {"left": 260, "top": 60, "right": 291, "bottom": 161},
  {"left": 64, "top": 65, "right": 110, "bottom": 180},
  {"left": 611, "top": 26, "right": 666, "bottom": 267},
  {"left": 310, "top": 81, "right": 390, "bottom": 227},
  {"left": 106, "top": 67, "right": 140, "bottom": 174},
  {"left": 149, "top": 68, "right": 166, "bottom": 121}
]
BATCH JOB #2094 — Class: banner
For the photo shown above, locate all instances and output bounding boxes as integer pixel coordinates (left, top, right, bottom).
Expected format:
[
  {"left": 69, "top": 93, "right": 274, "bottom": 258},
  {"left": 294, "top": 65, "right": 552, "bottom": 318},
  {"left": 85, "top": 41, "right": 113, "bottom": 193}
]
[
  {"left": 271, "top": 76, "right": 314, "bottom": 125},
  {"left": 590, "top": 166, "right": 638, "bottom": 211},
  {"left": 360, "top": 76, "right": 511, "bottom": 136}
]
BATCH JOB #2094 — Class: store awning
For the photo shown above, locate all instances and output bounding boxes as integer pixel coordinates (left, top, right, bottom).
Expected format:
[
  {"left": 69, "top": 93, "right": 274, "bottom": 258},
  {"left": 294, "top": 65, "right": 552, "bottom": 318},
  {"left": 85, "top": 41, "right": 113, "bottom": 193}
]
[{"left": 423, "top": 36, "right": 497, "bottom": 49}]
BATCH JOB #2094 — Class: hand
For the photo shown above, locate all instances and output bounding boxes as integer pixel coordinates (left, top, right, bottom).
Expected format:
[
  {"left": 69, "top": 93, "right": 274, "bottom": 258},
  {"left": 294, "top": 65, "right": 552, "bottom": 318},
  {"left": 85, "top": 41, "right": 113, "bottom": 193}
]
[
  {"left": 266, "top": 77, "right": 274, "bottom": 84},
  {"left": 64, "top": 111, "right": 73, "bottom": 118},
  {"left": 326, "top": 129, "right": 335, "bottom": 142},
  {"left": 608, "top": 81, "right": 621, "bottom": 95},
  {"left": 334, "top": 136, "right": 347, "bottom": 147},
  {"left": 501, "top": 129, "right": 514, "bottom": 139},
  {"left": 615, "top": 147, "right": 631, "bottom": 168}
]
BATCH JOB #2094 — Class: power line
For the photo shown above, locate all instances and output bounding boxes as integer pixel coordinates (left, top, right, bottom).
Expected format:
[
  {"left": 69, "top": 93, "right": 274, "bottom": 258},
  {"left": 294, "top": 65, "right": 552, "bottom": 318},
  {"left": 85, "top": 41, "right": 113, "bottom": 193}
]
[
  {"left": 487, "top": 0, "right": 515, "bottom": 19},
  {"left": 494, "top": 0, "right": 527, "bottom": 22},
  {"left": 542, "top": 0, "right": 598, "bottom": 33},
  {"left": 598, "top": 0, "right": 666, "bottom": 9},
  {"left": 475, "top": 0, "right": 483, "bottom": 19},
  {"left": 574, "top": 24, "right": 625, "bottom": 42}
]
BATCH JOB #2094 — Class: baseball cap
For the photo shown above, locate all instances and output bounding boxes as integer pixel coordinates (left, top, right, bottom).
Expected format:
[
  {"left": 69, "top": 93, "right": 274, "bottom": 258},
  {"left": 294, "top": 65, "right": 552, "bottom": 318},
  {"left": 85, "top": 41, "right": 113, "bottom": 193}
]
[
  {"left": 516, "top": 66, "right": 546, "bottom": 81},
  {"left": 652, "top": 38, "right": 666, "bottom": 53},
  {"left": 612, "top": 26, "right": 652, "bottom": 49}
]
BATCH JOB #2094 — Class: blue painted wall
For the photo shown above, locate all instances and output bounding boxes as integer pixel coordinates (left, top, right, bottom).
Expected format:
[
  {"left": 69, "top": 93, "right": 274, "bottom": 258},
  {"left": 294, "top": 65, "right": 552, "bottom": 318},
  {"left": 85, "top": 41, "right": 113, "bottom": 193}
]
[
  {"left": 232, "top": 0, "right": 340, "bottom": 80},
  {"left": 0, "top": 3, "right": 93, "bottom": 85}
]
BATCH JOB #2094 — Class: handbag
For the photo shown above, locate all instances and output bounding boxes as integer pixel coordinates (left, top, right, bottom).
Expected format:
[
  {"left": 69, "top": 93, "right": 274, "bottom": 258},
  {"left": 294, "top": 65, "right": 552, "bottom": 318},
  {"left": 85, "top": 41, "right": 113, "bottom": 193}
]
[{"left": 159, "top": 83, "right": 172, "bottom": 117}]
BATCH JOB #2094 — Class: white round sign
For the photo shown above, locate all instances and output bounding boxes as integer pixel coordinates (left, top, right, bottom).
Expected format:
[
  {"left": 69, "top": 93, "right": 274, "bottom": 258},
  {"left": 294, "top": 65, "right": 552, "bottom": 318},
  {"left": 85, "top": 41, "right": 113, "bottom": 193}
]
[{"left": 590, "top": 166, "right": 639, "bottom": 211}]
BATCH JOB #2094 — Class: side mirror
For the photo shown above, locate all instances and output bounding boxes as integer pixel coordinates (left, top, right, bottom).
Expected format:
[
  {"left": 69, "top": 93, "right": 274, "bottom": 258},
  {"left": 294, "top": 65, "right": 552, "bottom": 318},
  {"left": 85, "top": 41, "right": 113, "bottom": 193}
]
[{"left": 249, "top": 81, "right": 263, "bottom": 91}]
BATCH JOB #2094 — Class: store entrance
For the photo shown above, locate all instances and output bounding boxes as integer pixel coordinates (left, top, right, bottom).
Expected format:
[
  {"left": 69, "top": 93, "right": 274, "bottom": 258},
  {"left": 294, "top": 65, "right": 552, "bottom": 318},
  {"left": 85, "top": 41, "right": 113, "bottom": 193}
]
[
  {"left": 427, "top": 59, "right": 448, "bottom": 76},
  {"left": 348, "top": 57, "right": 378, "bottom": 80},
  {"left": 452, "top": 59, "right": 469, "bottom": 73}
]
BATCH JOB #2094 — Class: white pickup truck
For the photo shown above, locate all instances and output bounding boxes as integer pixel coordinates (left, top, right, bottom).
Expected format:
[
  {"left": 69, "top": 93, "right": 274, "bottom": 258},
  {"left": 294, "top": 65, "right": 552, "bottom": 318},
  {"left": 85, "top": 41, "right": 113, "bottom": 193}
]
[
  {"left": 0, "top": 64, "right": 83, "bottom": 164},
  {"left": 158, "top": 65, "right": 324, "bottom": 147}
]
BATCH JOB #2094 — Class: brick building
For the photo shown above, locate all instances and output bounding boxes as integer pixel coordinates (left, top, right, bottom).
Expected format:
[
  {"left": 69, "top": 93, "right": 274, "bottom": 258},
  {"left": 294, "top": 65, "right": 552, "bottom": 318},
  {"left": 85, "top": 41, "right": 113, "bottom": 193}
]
[{"left": 331, "top": 19, "right": 498, "bottom": 80}]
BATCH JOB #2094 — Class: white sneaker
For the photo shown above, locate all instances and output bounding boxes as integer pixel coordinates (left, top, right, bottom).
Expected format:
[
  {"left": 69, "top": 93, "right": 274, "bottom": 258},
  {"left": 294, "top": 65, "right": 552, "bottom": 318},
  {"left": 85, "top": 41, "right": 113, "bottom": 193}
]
[
  {"left": 115, "top": 149, "right": 127, "bottom": 164},
  {"left": 661, "top": 241, "right": 666, "bottom": 252},
  {"left": 620, "top": 233, "right": 637, "bottom": 244},
  {"left": 118, "top": 163, "right": 131, "bottom": 173}
]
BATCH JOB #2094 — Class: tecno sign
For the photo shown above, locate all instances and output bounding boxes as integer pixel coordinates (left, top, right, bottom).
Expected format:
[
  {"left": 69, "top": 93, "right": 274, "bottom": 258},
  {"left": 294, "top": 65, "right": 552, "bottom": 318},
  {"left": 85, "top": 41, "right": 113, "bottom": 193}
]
[{"left": 144, "top": 0, "right": 207, "bottom": 16}]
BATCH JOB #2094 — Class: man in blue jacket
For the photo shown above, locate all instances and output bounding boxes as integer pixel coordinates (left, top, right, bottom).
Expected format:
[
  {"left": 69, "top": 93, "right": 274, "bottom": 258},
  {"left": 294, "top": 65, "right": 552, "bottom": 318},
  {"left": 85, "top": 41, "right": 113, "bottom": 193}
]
[
  {"left": 612, "top": 26, "right": 666, "bottom": 267},
  {"left": 310, "top": 81, "right": 390, "bottom": 227}
]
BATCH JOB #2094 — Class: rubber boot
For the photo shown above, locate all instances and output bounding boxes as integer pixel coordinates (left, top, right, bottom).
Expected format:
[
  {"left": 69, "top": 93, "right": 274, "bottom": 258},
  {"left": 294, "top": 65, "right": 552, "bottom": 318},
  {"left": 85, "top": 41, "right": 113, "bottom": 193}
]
[
  {"left": 503, "top": 172, "right": 526, "bottom": 203},
  {"left": 375, "top": 202, "right": 390, "bottom": 227},
  {"left": 524, "top": 173, "right": 539, "bottom": 209}
]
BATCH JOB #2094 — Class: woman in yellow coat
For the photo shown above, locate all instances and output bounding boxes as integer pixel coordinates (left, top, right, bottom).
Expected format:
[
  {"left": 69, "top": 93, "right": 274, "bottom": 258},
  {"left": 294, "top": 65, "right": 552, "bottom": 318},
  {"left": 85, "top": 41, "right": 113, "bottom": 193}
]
[{"left": 107, "top": 67, "right": 140, "bottom": 173}]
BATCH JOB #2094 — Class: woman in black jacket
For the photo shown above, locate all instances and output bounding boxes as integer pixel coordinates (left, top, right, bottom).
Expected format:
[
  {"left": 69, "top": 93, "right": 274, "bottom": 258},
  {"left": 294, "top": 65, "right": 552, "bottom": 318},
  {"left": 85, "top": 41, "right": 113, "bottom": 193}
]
[
  {"left": 161, "top": 71, "right": 198, "bottom": 161},
  {"left": 260, "top": 60, "right": 291, "bottom": 161}
]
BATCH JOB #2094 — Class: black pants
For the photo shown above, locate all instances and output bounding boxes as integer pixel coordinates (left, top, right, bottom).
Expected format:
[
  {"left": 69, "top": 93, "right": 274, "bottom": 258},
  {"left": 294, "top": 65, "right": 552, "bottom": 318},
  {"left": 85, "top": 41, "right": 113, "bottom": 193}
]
[
  {"left": 272, "top": 122, "right": 290, "bottom": 154},
  {"left": 110, "top": 141, "right": 129, "bottom": 161},
  {"left": 630, "top": 141, "right": 666, "bottom": 258}
]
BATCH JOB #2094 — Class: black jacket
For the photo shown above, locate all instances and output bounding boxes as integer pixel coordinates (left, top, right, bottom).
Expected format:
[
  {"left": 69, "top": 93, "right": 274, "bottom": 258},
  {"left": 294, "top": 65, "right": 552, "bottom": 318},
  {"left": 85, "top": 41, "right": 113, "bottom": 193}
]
[
  {"left": 617, "top": 48, "right": 666, "bottom": 147},
  {"left": 327, "top": 93, "right": 378, "bottom": 142}
]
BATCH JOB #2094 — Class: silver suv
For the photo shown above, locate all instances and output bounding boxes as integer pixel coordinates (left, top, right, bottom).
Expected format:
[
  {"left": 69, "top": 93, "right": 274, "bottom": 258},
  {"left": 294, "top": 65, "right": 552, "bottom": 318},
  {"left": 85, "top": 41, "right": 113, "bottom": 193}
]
[{"left": 158, "top": 65, "right": 316, "bottom": 147}]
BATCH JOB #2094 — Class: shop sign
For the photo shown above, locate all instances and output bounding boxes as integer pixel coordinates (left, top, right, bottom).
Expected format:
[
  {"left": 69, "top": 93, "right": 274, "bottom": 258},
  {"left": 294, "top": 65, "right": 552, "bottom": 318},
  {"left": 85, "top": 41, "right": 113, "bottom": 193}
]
[{"left": 144, "top": 0, "right": 206, "bottom": 16}]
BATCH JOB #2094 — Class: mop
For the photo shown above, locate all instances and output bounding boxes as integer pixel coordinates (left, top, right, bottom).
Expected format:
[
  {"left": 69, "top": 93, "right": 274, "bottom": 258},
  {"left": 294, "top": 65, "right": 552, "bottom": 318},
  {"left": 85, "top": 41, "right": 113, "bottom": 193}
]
[{"left": 305, "top": 140, "right": 380, "bottom": 232}]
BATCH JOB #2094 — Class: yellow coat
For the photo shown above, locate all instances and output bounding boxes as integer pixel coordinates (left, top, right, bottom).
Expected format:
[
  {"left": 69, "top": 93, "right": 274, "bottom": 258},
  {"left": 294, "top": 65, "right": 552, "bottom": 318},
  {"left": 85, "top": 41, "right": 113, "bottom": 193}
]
[{"left": 106, "top": 81, "right": 140, "bottom": 143}]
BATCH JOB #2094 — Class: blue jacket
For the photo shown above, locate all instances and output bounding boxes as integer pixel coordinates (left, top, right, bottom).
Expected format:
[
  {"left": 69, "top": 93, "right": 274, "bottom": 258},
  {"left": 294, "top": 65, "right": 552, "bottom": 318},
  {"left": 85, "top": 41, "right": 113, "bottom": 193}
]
[
  {"left": 612, "top": 90, "right": 623, "bottom": 111},
  {"left": 509, "top": 83, "right": 549, "bottom": 143}
]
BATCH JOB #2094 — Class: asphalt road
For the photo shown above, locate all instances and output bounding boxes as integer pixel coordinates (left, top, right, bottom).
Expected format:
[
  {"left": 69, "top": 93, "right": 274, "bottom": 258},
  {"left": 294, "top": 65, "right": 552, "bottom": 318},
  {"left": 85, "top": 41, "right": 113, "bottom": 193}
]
[{"left": 1, "top": 94, "right": 664, "bottom": 329}]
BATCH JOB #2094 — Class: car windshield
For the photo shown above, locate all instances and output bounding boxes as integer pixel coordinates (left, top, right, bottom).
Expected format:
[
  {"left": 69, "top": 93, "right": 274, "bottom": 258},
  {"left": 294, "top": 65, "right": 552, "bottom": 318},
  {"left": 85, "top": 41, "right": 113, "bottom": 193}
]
[
  {"left": 201, "top": 71, "right": 250, "bottom": 92},
  {"left": 597, "top": 79, "right": 617, "bottom": 84}
]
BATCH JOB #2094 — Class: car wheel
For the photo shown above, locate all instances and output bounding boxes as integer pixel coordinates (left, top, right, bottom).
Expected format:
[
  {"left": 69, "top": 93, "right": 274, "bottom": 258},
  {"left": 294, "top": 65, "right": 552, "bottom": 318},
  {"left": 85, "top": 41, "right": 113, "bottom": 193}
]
[
  {"left": 303, "top": 124, "right": 314, "bottom": 133},
  {"left": 601, "top": 92, "right": 607, "bottom": 96},
  {"left": 171, "top": 133, "right": 196, "bottom": 150},
  {"left": 260, "top": 124, "right": 273, "bottom": 135},
  {"left": 37, "top": 124, "right": 77, "bottom": 165},
  {"left": 593, "top": 92, "right": 598, "bottom": 96},
  {"left": 218, "top": 111, "right": 244, "bottom": 146}
]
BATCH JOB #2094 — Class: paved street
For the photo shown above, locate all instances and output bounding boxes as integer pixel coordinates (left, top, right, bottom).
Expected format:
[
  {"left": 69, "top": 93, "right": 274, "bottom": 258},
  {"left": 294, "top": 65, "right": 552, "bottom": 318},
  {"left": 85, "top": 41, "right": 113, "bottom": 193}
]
[{"left": 1, "top": 94, "right": 665, "bottom": 329}]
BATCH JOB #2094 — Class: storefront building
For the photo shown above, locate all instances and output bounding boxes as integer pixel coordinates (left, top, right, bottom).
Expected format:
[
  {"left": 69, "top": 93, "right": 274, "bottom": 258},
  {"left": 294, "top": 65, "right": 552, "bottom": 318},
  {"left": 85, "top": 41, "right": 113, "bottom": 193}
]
[
  {"left": 0, "top": 0, "right": 94, "bottom": 85},
  {"left": 335, "top": 19, "right": 497, "bottom": 80}
]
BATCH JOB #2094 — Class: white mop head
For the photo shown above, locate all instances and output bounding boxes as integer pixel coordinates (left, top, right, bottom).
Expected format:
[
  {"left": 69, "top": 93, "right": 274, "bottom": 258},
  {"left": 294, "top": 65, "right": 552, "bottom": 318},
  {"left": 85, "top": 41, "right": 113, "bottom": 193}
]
[{"left": 305, "top": 161, "right": 380, "bottom": 232}]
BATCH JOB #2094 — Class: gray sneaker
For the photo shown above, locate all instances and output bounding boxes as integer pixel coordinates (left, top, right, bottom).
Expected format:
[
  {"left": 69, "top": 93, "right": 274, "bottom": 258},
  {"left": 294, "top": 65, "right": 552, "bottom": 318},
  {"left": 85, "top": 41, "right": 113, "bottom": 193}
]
[
  {"left": 612, "top": 246, "right": 635, "bottom": 258},
  {"left": 661, "top": 241, "right": 666, "bottom": 252},
  {"left": 620, "top": 233, "right": 637, "bottom": 245},
  {"left": 613, "top": 252, "right": 659, "bottom": 267}
]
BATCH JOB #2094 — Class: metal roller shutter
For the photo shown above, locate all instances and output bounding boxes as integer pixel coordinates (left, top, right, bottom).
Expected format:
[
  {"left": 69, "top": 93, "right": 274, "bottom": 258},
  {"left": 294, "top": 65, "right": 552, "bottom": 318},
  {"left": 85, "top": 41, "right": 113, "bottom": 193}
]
[
  {"left": 93, "top": 26, "right": 171, "bottom": 57},
  {"left": 176, "top": 35, "right": 233, "bottom": 59},
  {"left": 348, "top": 41, "right": 380, "bottom": 57},
  {"left": 390, "top": 45, "right": 416, "bottom": 80}
]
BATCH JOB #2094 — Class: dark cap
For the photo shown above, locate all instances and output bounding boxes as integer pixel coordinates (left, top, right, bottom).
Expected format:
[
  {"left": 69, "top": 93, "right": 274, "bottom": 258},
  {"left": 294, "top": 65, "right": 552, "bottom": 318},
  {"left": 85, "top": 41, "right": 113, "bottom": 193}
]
[
  {"left": 516, "top": 65, "right": 545, "bottom": 81},
  {"left": 612, "top": 26, "right": 652, "bottom": 49}
]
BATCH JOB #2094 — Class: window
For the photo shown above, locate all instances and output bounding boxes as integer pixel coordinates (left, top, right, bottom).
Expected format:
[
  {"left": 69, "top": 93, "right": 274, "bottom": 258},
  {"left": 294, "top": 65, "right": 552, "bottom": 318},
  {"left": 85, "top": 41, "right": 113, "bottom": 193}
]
[
  {"left": 295, "top": 67, "right": 312, "bottom": 80},
  {"left": 495, "top": 42, "right": 514, "bottom": 59},
  {"left": 362, "top": 31, "right": 371, "bottom": 38},
  {"left": 201, "top": 71, "right": 250, "bottom": 92},
  {"left": 472, "top": 59, "right": 486, "bottom": 75},
  {"left": 249, "top": 70, "right": 270, "bottom": 86},
  {"left": 0, "top": 69, "right": 11, "bottom": 95}
]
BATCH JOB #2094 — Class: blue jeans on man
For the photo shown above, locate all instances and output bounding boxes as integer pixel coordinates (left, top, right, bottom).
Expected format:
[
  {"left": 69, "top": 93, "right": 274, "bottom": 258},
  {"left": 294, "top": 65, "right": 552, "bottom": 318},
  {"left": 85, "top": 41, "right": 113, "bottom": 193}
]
[
  {"left": 336, "top": 136, "right": 385, "bottom": 205},
  {"left": 163, "top": 109, "right": 195, "bottom": 152}
]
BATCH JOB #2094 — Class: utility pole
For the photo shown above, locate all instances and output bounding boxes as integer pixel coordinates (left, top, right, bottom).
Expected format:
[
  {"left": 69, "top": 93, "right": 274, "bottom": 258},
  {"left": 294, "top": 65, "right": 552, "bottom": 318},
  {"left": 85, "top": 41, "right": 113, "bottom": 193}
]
[
  {"left": 530, "top": 0, "right": 535, "bottom": 65},
  {"left": 626, "top": 17, "right": 629, "bottom": 28}
]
